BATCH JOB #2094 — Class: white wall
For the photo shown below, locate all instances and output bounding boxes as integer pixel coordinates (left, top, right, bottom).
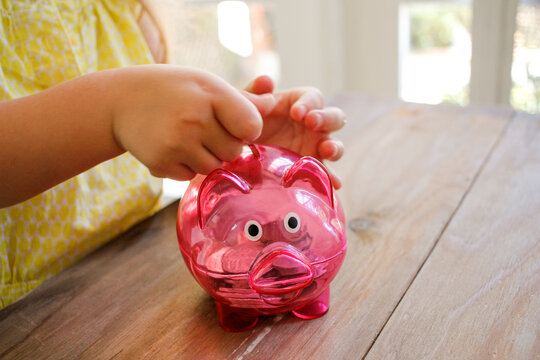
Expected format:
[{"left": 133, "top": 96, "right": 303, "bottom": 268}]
[
  {"left": 273, "top": 0, "right": 400, "bottom": 98},
  {"left": 273, "top": 0, "right": 521, "bottom": 105},
  {"left": 272, "top": 0, "right": 345, "bottom": 96}
]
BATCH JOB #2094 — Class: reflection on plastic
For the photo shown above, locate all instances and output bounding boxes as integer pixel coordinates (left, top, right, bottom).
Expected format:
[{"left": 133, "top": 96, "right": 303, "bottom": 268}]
[{"left": 176, "top": 144, "right": 347, "bottom": 332}]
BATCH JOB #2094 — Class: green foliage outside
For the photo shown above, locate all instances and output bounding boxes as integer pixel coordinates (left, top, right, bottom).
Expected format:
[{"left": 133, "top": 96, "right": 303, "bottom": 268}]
[
  {"left": 409, "top": 4, "right": 471, "bottom": 51},
  {"left": 442, "top": 87, "right": 469, "bottom": 106},
  {"left": 511, "top": 4, "right": 540, "bottom": 114},
  {"left": 511, "top": 86, "right": 540, "bottom": 113}
]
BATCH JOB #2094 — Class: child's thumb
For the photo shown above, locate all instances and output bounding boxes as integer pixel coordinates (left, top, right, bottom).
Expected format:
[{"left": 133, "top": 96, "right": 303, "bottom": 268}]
[{"left": 242, "top": 91, "right": 276, "bottom": 117}]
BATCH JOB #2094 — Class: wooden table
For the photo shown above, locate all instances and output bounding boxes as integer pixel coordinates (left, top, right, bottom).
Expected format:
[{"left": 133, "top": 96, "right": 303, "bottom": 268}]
[{"left": 1, "top": 94, "right": 539, "bottom": 359}]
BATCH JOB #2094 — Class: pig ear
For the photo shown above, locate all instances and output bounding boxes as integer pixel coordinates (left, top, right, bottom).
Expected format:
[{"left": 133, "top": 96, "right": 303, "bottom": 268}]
[
  {"left": 281, "top": 157, "right": 334, "bottom": 209},
  {"left": 198, "top": 169, "right": 251, "bottom": 229}
]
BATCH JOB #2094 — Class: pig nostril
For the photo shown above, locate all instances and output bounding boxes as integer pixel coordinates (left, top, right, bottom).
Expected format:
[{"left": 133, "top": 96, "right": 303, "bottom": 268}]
[{"left": 249, "top": 251, "right": 313, "bottom": 295}]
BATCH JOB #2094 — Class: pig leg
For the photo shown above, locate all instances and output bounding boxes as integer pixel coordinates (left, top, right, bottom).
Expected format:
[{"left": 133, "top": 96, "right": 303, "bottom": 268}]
[
  {"left": 292, "top": 287, "right": 330, "bottom": 319},
  {"left": 215, "top": 301, "right": 259, "bottom": 332}
]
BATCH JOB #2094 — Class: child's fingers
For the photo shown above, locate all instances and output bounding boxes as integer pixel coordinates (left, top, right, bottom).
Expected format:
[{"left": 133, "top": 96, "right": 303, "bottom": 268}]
[
  {"left": 305, "top": 107, "right": 347, "bottom": 132},
  {"left": 289, "top": 87, "right": 325, "bottom": 121},
  {"left": 202, "top": 122, "right": 245, "bottom": 162},
  {"left": 242, "top": 91, "right": 276, "bottom": 117},
  {"left": 330, "top": 170, "right": 343, "bottom": 190},
  {"left": 184, "top": 146, "right": 223, "bottom": 175},
  {"left": 205, "top": 140, "right": 244, "bottom": 163},
  {"left": 148, "top": 161, "right": 196, "bottom": 181},
  {"left": 326, "top": 164, "right": 343, "bottom": 190},
  {"left": 212, "top": 92, "right": 263, "bottom": 142},
  {"left": 165, "top": 163, "right": 197, "bottom": 181},
  {"left": 318, "top": 138, "right": 344, "bottom": 161},
  {"left": 245, "top": 75, "right": 275, "bottom": 94}
]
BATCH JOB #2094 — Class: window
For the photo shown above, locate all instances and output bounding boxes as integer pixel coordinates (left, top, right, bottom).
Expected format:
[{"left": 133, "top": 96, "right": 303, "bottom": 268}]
[
  {"left": 511, "top": 0, "right": 540, "bottom": 113},
  {"left": 399, "top": 1, "right": 472, "bottom": 105},
  {"left": 149, "top": 0, "right": 280, "bottom": 89}
]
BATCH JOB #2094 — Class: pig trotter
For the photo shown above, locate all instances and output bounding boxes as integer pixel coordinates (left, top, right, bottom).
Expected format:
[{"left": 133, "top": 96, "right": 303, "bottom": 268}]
[
  {"left": 292, "top": 287, "right": 330, "bottom": 319},
  {"left": 215, "top": 301, "right": 259, "bottom": 332}
]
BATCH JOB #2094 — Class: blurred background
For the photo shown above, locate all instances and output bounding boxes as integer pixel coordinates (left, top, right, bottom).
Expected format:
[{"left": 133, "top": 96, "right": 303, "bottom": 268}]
[
  {"left": 146, "top": 0, "right": 539, "bottom": 113},
  {"left": 144, "top": 0, "right": 539, "bottom": 197}
]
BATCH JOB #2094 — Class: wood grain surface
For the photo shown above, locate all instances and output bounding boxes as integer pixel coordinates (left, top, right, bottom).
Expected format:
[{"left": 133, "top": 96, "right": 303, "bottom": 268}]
[
  {"left": 365, "top": 111, "right": 540, "bottom": 360},
  {"left": 1, "top": 94, "right": 537, "bottom": 360}
]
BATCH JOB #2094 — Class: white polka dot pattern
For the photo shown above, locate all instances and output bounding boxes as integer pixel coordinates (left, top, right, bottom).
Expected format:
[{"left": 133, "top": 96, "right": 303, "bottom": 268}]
[{"left": 0, "top": 0, "right": 163, "bottom": 308}]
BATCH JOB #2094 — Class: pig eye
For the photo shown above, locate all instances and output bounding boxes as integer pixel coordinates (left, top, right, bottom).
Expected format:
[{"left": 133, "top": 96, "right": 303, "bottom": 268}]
[
  {"left": 284, "top": 212, "right": 301, "bottom": 233},
  {"left": 244, "top": 220, "right": 262, "bottom": 241}
]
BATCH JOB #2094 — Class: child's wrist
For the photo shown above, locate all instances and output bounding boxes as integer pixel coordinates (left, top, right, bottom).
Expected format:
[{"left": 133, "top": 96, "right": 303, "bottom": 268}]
[{"left": 96, "top": 68, "right": 128, "bottom": 155}]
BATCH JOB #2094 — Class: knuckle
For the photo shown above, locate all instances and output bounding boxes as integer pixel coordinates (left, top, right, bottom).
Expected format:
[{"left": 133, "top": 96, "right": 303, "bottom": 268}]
[
  {"left": 177, "top": 113, "right": 207, "bottom": 135},
  {"left": 162, "top": 132, "right": 180, "bottom": 151}
]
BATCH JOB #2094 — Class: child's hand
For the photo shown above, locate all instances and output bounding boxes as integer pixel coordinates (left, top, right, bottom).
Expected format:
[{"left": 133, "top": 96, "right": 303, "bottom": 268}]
[
  {"left": 244, "top": 76, "right": 346, "bottom": 189},
  {"left": 111, "top": 65, "right": 275, "bottom": 180}
]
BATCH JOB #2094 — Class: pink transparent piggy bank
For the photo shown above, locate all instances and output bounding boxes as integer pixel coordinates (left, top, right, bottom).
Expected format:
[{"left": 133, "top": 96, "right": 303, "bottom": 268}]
[{"left": 176, "top": 144, "right": 347, "bottom": 332}]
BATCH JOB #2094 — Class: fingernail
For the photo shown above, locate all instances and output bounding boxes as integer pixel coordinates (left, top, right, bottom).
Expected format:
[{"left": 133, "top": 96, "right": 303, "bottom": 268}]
[
  {"left": 312, "top": 113, "right": 322, "bottom": 130},
  {"left": 295, "top": 105, "right": 307, "bottom": 120},
  {"left": 331, "top": 144, "right": 339, "bottom": 158}
]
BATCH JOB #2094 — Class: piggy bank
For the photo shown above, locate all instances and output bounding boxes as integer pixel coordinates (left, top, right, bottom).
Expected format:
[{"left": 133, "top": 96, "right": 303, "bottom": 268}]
[{"left": 176, "top": 144, "right": 347, "bottom": 332}]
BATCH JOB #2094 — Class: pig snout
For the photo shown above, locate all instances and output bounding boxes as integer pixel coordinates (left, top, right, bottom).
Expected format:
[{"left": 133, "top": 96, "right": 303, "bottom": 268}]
[{"left": 249, "top": 244, "right": 313, "bottom": 295}]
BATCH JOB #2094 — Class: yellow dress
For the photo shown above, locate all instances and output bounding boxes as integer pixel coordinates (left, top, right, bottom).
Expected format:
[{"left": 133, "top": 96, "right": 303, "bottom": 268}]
[{"left": 0, "top": 0, "right": 163, "bottom": 308}]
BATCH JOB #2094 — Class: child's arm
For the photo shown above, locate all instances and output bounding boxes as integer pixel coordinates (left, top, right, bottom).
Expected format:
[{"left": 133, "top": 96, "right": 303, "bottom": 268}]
[{"left": 0, "top": 65, "right": 273, "bottom": 208}]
